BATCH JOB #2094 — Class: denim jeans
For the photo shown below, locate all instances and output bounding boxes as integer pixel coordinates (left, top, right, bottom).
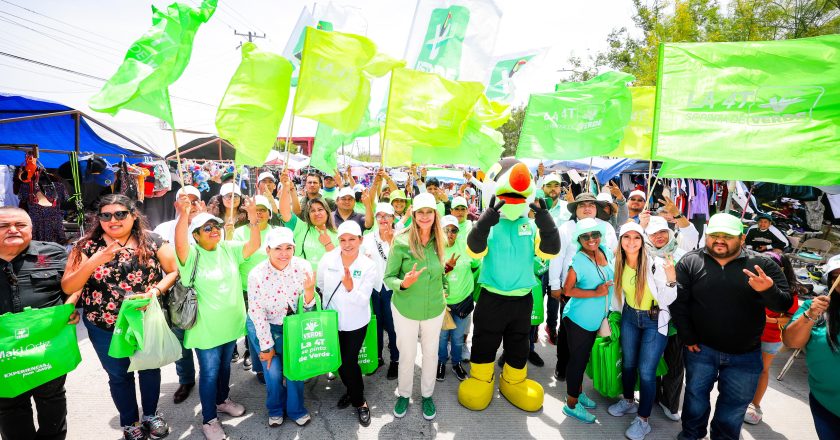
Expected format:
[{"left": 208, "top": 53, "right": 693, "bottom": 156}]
[
  {"left": 84, "top": 317, "right": 160, "bottom": 427},
  {"left": 438, "top": 311, "right": 470, "bottom": 364},
  {"left": 261, "top": 324, "right": 307, "bottom": 420},
  {"left": 680, "top": 344, "right": 762, "bottom": 440},
  {"left": 194, "top": 341, "right": 236, "bottom": 424},
  {"left": 620, "top": 304, "right": 668, "bottom": 417},
  {"left": 170, "top": 326, "right": 196, "bottom": 385},
  {"left": 371, "top": 286, "right": 399, "bottom": 362},
  {"left": 810, "top": 392, "right": 840, "bottom": 440},
  {"left": 244, "top": 316, "right": 264, "bottom": 374}
]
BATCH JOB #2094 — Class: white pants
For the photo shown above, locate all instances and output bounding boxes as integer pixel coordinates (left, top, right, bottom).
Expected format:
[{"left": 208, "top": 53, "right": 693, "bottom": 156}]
[{"left": 391, "top": 303, "right": 444, "bottom": 398}]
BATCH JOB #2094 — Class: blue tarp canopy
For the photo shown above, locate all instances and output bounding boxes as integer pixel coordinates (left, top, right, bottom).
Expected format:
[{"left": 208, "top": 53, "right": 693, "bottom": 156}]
[{"left": 0, "top": 94, "right": 153, "bottom": 168}]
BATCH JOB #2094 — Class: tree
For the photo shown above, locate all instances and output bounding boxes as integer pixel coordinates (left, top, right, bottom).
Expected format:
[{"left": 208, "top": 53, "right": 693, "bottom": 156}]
[{"left": 497, "top": 106, "right": 526, "bottom": 157}]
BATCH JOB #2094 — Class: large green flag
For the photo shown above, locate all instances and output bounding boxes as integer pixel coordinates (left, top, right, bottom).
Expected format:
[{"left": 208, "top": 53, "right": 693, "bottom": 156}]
[
  {"left": 293, "top": 27, "right": 403, "bottom": 133},
  {"left": 608, "top": 86, "right": 655, "bottom": 159},
  {"left": 310, "top": 110, "right": 380, "bottom": 174},
  {"left": 215, "top": 43, "right": 293, "bottom": 167},
  {"left": 516, "top": 71, "right": 634, "bottom": 160},
  {"left": 409, "top": 118, "right": 505, "bottom": 170},
  {"left": 653, "top": 35, "right": 840, "bottom": 186},
  {"left": 89, "top": 0, "right": 217, "bottom": 126}
]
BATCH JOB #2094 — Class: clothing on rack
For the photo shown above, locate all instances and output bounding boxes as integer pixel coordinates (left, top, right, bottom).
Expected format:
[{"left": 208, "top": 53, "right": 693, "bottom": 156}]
[
  {"left": 0, "top": 166, "right": 19, "bottom": 207},
  {"left": 17, "top": 175, "right": 68, "bottom": 244}
]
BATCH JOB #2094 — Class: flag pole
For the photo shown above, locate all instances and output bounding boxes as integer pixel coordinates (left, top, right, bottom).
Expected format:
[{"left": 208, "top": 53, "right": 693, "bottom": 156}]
[
  {"left": 282, "top": 113, "right": 296, "bottom": 174},
  {"left": 643, "top": 160, "right": 658, "bottom": 212}
]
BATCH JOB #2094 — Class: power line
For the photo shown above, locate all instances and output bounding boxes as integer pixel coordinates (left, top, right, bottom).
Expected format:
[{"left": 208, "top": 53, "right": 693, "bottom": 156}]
[
  {"left": 0, "top": 0, "right": 121, "bottom": 45},
  {"left": 0, "top": 15, "right": 118, "bottom": 66},
  {"left": 0, "top": 9, "right": 122, "bottom": 55}
]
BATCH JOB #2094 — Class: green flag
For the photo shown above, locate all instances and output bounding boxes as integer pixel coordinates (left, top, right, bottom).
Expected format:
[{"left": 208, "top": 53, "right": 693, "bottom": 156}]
[
  {"left": 653, "top": 35, "right": 840, "bottom": 186},
  {"left": 293, "top": 27, "right": 403, "bottom": 133},
  {"left": 408, "top": 118, "right": 505, "bottom": 170},
  {"left": 516, "top": 71, "right": 634, "bottom": 160},
  {"left": 215, "top": 43, "right": 293, "bottom": 167},
  {"left": 608, "top": 86, "right": 655, "bottom": 159},
  {"left": 89, "top": 0, "right": 217, "bottom": 126},
  {"left": 310, "top": 111, "right": 380, "bottom": 174}
]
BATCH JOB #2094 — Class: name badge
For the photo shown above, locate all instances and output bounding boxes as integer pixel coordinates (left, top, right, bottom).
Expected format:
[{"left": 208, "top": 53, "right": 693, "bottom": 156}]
[
  {"left": 518, "top": 223, "right": 532, "bottom": 236},
  {"left": 352, "top": 269, "right": 361, "bottom": 278}
]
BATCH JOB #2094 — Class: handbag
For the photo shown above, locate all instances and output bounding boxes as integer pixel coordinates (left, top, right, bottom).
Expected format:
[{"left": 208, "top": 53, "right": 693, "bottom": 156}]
[
  {"left": 283, "top": 294, "right": 342, "bottom": 381},
  {"left": 448, "top": 295, "right": 474, "bottom": 319},
  {"left": 167, "top": 251, "right": 199, "bottom": 330},
  {"left": 357, "top": 303, "right": 379, "bottom": 375},
  {"left": 596, "top": 294, "right": 612, "bottom": 337},
  {"left": 442, "top": 307, "right": 457, "bottom": 330}
]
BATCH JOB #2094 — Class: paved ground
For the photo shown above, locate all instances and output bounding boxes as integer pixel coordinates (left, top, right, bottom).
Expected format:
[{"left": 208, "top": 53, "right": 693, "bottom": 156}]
[{"left": 62, "top": 322, "right": 817, "bottom": 439}]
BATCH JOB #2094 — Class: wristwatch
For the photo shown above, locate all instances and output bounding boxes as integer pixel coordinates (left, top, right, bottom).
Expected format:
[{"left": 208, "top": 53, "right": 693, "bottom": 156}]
[
  {"left": 666, "top": 281, "right": 677, "bottom": 288},
  {"left": 673, "top": 214, "right": 683, "bottom": 219}
]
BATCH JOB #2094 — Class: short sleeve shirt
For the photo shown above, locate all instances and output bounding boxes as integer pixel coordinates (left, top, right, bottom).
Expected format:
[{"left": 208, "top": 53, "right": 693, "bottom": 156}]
[
  {"left": 285, "top": 215, "right": 337, "bottom": 275},
  {"left": 0, "top": 241, "right": 67, "bottom": 314},
  {"left": 789, "top": 301, "right": 840, "bottom": 417},
  {"left": 563, "top": 248, "right": 615, "bottom": 331}
]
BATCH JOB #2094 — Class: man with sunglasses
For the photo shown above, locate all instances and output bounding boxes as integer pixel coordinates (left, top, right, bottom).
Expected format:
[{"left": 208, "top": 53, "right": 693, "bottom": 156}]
[
  {"left": 0, "top": 207, "right": 71, "bottom": 439},
  {"left": 671, "top": 213, "right": 792, "bottom": 440},
  {"left": 626, "top": 190, "right": 648, "bottom": 223}
]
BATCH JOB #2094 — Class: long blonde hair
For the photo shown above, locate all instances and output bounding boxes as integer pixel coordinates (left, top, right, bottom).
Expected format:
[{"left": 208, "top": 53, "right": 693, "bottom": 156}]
[
  {"left": 407, "top": 208, "right": 445, "bottom": 266},
  {"left": 613, "top": 233, "right": 648, "bottom": 307}
]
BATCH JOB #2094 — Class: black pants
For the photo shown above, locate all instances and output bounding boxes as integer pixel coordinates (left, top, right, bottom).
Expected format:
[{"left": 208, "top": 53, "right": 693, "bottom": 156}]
[
  {"left": 564, "top": 317, "right": 596, "bottom": 399},
  {"left": 0, "top": 375, "right": 67, "bottom": 440},
  {"left": 338, "top": 325, "right": 368, "bottom": 408},
  {"left": 471, "top": 289, "right": 532, "bottom": 369},
  {"left": 555, "top": 295, "right": 571, "bottom": 373},
  {"left": 656, "top": 333, "right": 685, "bottom": 413}
]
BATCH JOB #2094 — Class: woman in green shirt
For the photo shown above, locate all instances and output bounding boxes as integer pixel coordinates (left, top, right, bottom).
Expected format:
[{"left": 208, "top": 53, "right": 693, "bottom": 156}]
[
  {"left": 384, "top": 193, "right": 447, "bottom": 421},
  {"left": 278, "top": 173, "right": 338, "bottom": 275}
]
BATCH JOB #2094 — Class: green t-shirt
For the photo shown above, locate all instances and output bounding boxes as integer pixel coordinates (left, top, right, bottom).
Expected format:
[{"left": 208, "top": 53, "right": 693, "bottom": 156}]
[
  {"left": 108, "top": 297, "right": 151, "bottom": 358},
  {"left": 354, "top": 201, "right": 366, "bottom": 215},
  {"left": 789, "top": 300, "right": 840, "bottom": 417},
  {"left": 444, "top": 240, "right": 477, "bottom": 304},
  {"left": 477, "top": 218, "right": 538, "bottom": 296},
  {"left": 384, "top": 234, "right": 447, "bottom": 320},
  {"left": 233, "top": 224, "right": 273, "bottom": 291},
  {"left": 285, "top": 215, "right": 337, "bottom": 275},
  {"left": 178, "top": 242, "right": 247, "bottom": 350}
]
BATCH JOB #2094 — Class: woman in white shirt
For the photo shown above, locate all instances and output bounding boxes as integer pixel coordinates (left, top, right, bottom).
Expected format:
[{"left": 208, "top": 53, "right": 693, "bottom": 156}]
[
  {"left": 361, "top": 202, "right": 400, "bottom": 380},
  {"left": 317, "top": 221, "right": 378, "bottom": 427},
  {"left": 247, "top": 227, "right": 315, "bottom": 428}
]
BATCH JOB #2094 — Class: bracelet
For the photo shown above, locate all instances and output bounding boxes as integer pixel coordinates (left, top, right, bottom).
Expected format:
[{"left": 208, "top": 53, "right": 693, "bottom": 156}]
[
  {"left": 803, "top": 312, "right": 818, "bottom": 323},
  {"left": 150, "top": 287, "right": 161, "bottom": 296}
]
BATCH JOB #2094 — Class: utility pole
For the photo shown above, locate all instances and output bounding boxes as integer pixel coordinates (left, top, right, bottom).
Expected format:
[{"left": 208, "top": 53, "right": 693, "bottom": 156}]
[{"left": 234, "top": 30, "right": 266, "bottom": 48}]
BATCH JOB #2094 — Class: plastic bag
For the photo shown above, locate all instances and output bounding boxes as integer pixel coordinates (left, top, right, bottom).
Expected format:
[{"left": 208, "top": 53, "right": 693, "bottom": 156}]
[{"left": 128, "top": 296, "right": 182, "bottom": 372}]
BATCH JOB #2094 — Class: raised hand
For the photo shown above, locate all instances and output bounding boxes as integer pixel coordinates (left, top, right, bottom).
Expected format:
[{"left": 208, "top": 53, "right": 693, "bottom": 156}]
[
  {"left": 807, "top": 295, "right": 830, "bottom": 319},
  {"left": 303, "top": 271, "right": 315, "bottom": 293},
  {"left": 609, "top": 181, "right": 624, "bottom": 200},
  {"left": 743, "top": 265, "right": 774, "bottom": 292},
  {"left": 342, "top": 266, "right": 354, "bottom": 291},
  {"left": 445, "top": 253, "right": 460, "bottom": 273},
  {"left": 529, "top": 197, "right": 548, "bottom": 215},
  {"left": 175, "top": 194, "right": 193, "bottom": 217},
  {"left": 658, "top": 196, "right": 680, "bottom": 217},
  {"left": 401, "top": 263, "right": 427, "bottom": 289},
  {"left": 91, "top": 239, "right": 123, "bottom": 266},
  {"left": 639, "top": 210, "right": 651, "bottom": 229},
  {"left": 663, "top": 255, "right": 677, "bottom": 283},
  {"left": 318, "top": 227, "right": 332, "bottom": 247},
  {"left": 477, "top": 195, "right": 506, "bottom": 228},
  {"left": 537, "top": 162, "right": 545, "bottom": 177},
  {"left": 243, "top": 196, "right": 259, "bottom": 222},
  {"left": 595, "top": 280, "right": 614, "bottom": 297},
  {"left": 223, "top": 221, "right": 235, "bottom": 239}
]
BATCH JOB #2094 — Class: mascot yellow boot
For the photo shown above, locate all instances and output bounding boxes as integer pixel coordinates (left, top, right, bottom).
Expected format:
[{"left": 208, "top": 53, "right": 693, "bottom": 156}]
[
  {"left": 499, "top": 363, "right": 544, "bottom": 412},
  {"left": 458, "top": 362, "right": 495, "bottom": 411}
]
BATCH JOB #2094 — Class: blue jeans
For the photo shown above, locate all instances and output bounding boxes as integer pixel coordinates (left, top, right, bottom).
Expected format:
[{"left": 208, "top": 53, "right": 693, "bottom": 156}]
[
  {"left": 260, "top": 324, "right": 308, "bottom": 419},
  {"left": 244, "top": 316, "right": 264, "bottom": 374},
  {"left": 810, "top": 392, "right": 840, "bottom": 440},
  {"left": 680, "top": 344, "right": 762, "bottom": 440},
  {"left": 438, "top": 312, "right": 470, "bottom": 364},
  {"left": 371, "top": 286, "right": 399, "bottom": 362},
  {"left": 620, "top": 304, "right": 668, "bottom": 418},
  {"left": 84, "top": 317, "right": 160, "bottom": 427},
  {"left": 170, "top": 326, "right": 195, "bottom": 385},
  {"left": 194, "top": 341, "right": 236, "bottom": 424}
]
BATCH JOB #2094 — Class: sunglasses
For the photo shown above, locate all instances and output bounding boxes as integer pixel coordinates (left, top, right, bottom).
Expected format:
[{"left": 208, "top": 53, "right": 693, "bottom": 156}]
[
  {"left": 579, "top": 231, "right": 602, "bottom": 241},
  {"left": 629, "top": 197, "right": 645, "bottom": 202},
  {"left": 222, "top": 194, "right": 241, "bottom": 200},
  {"left": 97, "top": 211, "right": 131, "bottom": 221},
  {"left": 200, "top": 223, "right": 222, "bottom": 233},
  {"left": 444, "top": 228, "right": 459, "bottom": 234}
]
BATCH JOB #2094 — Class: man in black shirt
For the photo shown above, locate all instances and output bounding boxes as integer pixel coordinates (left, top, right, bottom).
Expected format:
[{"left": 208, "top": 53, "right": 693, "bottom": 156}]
[
  {"left": 671, "top": 213, "right": 791, "bottom": 440},
  {"left": 0, "top": 207, "right": 72, "bottom": 440},
  {"left": 744, "top": 213, "right": 789, "bottom": 253}
]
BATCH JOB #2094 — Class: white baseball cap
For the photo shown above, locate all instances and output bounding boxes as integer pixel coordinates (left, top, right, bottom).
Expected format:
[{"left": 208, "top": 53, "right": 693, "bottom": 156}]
[
  {"left": 543, "top": 174, "right": 563, "bottom": 185},
  {"left": 189, "top": 213, "right": 224, "bottom": 234},
  {"left": 619, "top": 222, "right": 645, "bottom": 238},
  {"left": 451, "top": 196, "right": 468, "bottom": 208},
  {"left": 375, "top": 202, "right": 394, "bottom": 216},
  {"left": 257, "top": 171, "right": 276, "bottom": 182},
  {"left": 337, "top": 220, "right": 362, "bottom": 238},
  {"left": 353, "top": 184, "right": 365, "bottom": 193},
  {"left": 176, "top": 185, "right": 201, "bottom": 199},
  {"left": 219, "top": 183, "right": 242, "bottom": 197},
  {"left": 337, "top": 187, "right": 355, "bottom": 199},
  {"left": 266, "top": 227, "right": 294, "bottom": 248},
  {"left": 596, "top": 192, "right": 614, "bottom": 203},
  {"left": 441, "top": 215, "right": 459, "bottom": 230},
  {"left": 645, "top": 216, "right": 671, "bottom": 235},
  {"left": 253, "top": 195, "right": 273, "bottom": 213},
  {"left": 628, "top": 190, "right": 646, "bottom": 201},
  {"left": 413, "top": 193, "right": 437, "bottom": 212}
]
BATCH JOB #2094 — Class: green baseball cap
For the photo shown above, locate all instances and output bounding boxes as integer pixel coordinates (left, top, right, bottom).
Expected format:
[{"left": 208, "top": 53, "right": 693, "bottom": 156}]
[{"left": 706, "top": 213, "right": 744, "bottom": 236}]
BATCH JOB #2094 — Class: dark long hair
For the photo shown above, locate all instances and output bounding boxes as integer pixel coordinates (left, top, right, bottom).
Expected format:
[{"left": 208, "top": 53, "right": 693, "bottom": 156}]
[
  {"left": 827, "top": 270, "right": 840, "bottom": 353},
  {"left": 303, "top": 198, "right": 335, "bottom": 232},
  {"left": 207, "top": 194, "right": 247, "bottom": 226},
  {"left": 70, "top": 194, "right": 154, "bottom": 266}
]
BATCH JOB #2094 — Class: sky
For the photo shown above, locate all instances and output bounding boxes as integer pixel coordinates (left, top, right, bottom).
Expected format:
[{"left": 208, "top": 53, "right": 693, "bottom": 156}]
[{"left": 0, "top": 0, "right": 642, "bottom": 156}]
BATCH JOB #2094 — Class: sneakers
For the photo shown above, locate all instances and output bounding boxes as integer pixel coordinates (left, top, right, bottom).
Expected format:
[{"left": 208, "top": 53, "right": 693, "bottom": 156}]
[
  {"left": 436, "top": 362, "right": 446, "bottom": 381},
  {"left": 625, "top": 416, "right": 652, "bottom": 440},
  {"left": 421, "top": 396, "right": 436, "bottom": 420},
  {"left": 452, "top": 363, "right": 468, "bottom": 381},
  {"left": 393, "top": 396, "right": 409, "bottom": 418},
  {"left": 201, "top": 418, "right": 226, "bottom": 440},
  {"left": 608, "top": 399, "right": 639, "bottom": 417},
  {"left": 141, "top": 413, "right": 169, "bottom": 439},
  {"left": 528, "top": 351, "right": 545, "bottom": 367},
  {"left": 462, "top": 344, "right": 471, "bottom": 362},
  {"left": 337, "top": 393, "right": 351, "bottom": 409},
  {"left": 230, "top": 347, "right": 239, "bottom": 363},
  {"left": 268, "top": 416, "right": 283, "bottom": 427},
  {"left": 357, "top": 405, "right": 371, "bottom": 427},
  {"left": 563, "top": 403, "right": 596, "bottom": 424},
  {"left": 387, "top": 361, "right": 399, "bottom": 380},
  {"left": 659, "top": 402, "right": 681, "bottom": 421},
  {"left": 744, "top": 403, "right": 763, "bottom": 425},
  {"left": 256, "top": 372, "right": 265, "bottom": 385},
  {"left": 123, "top": 423, "right": 148, "bottom": 440},
  {"left": 216, "top": 398, "right": 245, "bottom": 417},
  {"left": 295, "top": 414, "right": 312, "bottom": 426},
  {"left": 578, "top": 392, "right": 596, "bottom": 409},
  {"left": 243, "top": 356, "right": 252, "bottom": 371}
]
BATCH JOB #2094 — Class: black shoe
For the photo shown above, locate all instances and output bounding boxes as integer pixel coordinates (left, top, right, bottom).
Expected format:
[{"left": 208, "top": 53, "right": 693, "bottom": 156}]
[
  {"left": 256, "top": 372, "right": 265, "bottom": 385},
  {"left": 243, "top": 356, "right": 252, "bottom": 371},
  {"left": 337, "top": 394, "right": 351, "bottom": 409},
  {"left": 528, "top": 351, "right": 545, "bottom": 367},
  {"left": 173, "top": 383, "right": 194, "bottom": 404},
  {"left": 452, "top": 363, "right": 467, "bottom": 381},
  {"left": 497, "top": 353, "right": 505, "bottom": 367},
  {"left": 357, "top": 405, "right": 371, "bottom": 427},
  {"left": 387, "top": 361, "right": 399, "bottom": 380},
  {"left": 547, "top": 326, "right": 558, "bottom": 346},
  {"left": 436, "top": 362, "right": 446, "bottom": 381},
  {"left": 231, "top": 347, "right": 240, "bottom": 363},
  {"left": 554, "top": 363, "right": 566, "bottom": 381}
]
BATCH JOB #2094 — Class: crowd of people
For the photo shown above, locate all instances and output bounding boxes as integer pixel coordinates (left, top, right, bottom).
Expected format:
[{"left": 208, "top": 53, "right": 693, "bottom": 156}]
[{"left": 0, "top": 163, "right": 838, "bottom": 440}]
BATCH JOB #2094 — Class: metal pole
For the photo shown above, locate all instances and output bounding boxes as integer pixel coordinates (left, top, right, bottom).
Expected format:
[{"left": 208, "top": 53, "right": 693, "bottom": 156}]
[{"left": 0, "top": 110, "right": 78, "bottom": 124}]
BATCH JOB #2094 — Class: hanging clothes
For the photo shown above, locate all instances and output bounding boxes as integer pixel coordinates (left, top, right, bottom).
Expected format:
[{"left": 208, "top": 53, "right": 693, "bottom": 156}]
[
  {"left": 17, "top": 175, "right": 68, "bottom": 244},
  {"left": 0, "top": 166, "right": 19, "bottom": 207},
  {"left": 689, "top": 180, "right": 710, "bottom": 219}
]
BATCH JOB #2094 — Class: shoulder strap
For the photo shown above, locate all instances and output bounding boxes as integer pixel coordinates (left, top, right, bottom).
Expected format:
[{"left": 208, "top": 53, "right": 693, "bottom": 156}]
[
  {"left": 324, "top": 281, "right": 342, "bottom": 310},
  {"left": 187, "top": 251, "right": 200, "bottom": 287}
]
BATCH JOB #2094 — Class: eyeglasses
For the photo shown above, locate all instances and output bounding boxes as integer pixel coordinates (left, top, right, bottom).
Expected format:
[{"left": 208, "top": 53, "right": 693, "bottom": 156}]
[
  {"left": 579, "top": 231, "right": 602, "bottom": 241},
  {"left": 629, "top": 197, "right": 645, "bottom": 202},
  {"left": 222, "top": 194, "right": 241, "bottom": 200},
  {"left": 97, "top": 211, "right": 131, "bottom": 221},
  {"left": 375, "top": 214, "right": 392, "bottom": 221},
  {"left": 201, "top": 223, "right": 222, "bottom": 233}
]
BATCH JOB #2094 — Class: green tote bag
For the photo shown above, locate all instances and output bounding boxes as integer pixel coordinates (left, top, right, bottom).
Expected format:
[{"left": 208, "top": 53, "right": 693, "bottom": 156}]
[
  {"left": 357, "top": 304, "right": 379, "bottom": 375},
  {"left": 282, "top": 294, "right": 342, "bottom": 381},
  {"left": 0, "top": 304, "right": 82, "bottom": 398}
]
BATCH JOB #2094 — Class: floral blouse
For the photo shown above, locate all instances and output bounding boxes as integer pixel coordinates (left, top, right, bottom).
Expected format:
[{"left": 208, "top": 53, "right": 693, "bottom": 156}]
[
  {"left": 247, "top": 256, "right": 313, "bottom": 351},
  {"left": 80, "top": 233, "right": 165, "bottom": 330}
]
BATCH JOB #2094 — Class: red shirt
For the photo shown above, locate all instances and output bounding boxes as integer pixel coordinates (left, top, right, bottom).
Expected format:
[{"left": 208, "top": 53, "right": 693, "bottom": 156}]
[{"left": 761, "top": 295, "right": 799, "bottom": 343}]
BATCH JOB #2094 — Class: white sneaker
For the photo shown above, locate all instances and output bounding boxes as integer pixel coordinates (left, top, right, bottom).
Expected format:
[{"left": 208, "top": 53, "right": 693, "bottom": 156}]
[
  {"left": 658, "top": 401, "right": 681, "bottom": 421},
  {"left": 608, "top": 399, "right": 639, "bottom": 417},
  {"left": 625, "top": 416, "right": 651, "bottom": 440},
  {"left": 744, "top": 403, "right": 763, "bottom": 425},
  {"left": 216, "top": 398, "right": 245, "bottom": 417},
  {"left": 268, "top": 416, "right": 283, "bottom": 427},
  {"left": 202, "top": 418, "right": 227, "bottom": 440},
  {"left": 295, "top": 414, "right": 312, "bottom": 426}
]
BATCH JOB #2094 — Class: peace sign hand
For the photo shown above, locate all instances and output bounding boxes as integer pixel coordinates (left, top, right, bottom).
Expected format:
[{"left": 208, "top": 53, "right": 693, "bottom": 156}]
[
  {"left": 743, "top": 265, "right": 774, "bottom": 292},
  {"left": 445, "top": 253, "right": 460, "bottom": 273},
  {"left": 317, "top": 227, "right": 332, "bottom": 247},
  {"left": 663, "top": 255, "right": 677, "bottom": 283},
  {"left": 401, "top": 263, "right": 427, "bottom": 289}
]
